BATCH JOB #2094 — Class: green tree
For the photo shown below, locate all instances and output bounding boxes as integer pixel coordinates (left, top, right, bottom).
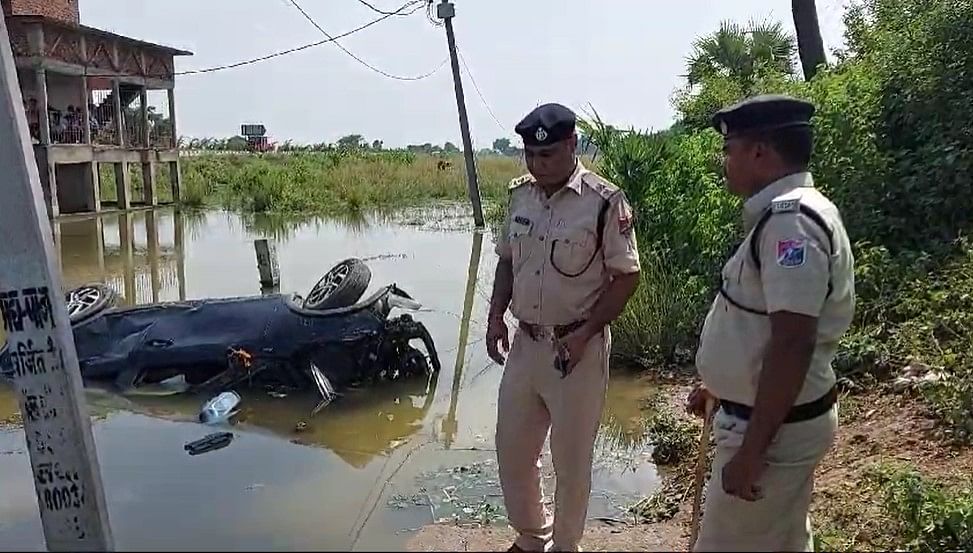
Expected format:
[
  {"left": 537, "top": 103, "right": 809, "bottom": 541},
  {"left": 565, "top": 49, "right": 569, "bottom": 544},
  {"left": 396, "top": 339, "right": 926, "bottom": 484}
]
[
  {"left": 443, "top": 141, "right": 460, "bottom": 154},
  {"left": 337, "top": 134, "right": 364, "bottom": 150},
  {"left": 493, "top": 138, "right": 512, "bottom": 155},
  {"left": 685, "top": 20, "right": 797, "bottom": 86}
]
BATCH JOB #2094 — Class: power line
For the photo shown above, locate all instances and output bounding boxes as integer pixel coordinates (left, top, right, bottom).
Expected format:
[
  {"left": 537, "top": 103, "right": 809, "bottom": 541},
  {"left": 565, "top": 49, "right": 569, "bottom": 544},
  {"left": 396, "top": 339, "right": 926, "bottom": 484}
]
[
  {"left": 355, "top": 0, "right": 413, "bottom": 16},
  {"left": 456, "top": 49, "right": 505, "bottom": 132},
  {"left": 175, "top": 0, "right": 421, "bottom": 76},
  {"left": 287, "top": 0, "right": 447, "bottom": 81}
]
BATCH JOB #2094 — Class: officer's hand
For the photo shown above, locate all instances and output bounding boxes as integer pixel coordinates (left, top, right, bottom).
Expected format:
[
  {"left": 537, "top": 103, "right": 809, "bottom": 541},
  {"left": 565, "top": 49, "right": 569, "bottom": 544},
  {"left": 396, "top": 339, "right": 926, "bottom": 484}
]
[
  {"left": 721, "top": 449, "right": 766, "bottom": 502},
  {"left": 560, "top": 330, "right": 592, "bottom": 375},
  {"left": 486, "top": 315, "right": 509, "bottom": 365},
  {"left": 686, "top": 383, "right": 717, "bottom": 418}
]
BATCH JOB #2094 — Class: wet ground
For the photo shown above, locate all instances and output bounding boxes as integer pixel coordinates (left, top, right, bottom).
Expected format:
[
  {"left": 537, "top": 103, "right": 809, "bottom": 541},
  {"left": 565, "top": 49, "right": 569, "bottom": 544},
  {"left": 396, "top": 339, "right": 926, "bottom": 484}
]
[{"left": 0, "top": 206, "right": 660, "bottom": 550}]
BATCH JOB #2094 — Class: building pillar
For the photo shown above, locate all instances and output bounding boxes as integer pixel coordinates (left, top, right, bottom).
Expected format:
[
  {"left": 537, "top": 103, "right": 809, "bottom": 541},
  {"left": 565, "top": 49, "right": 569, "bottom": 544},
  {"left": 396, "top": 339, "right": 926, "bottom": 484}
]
[
  {"left": 112, "top": 79, "right": 124, "bottom": 147},
  {"left": 168, "top": 160, "right": 181, "bottom": 202},
  {"left": 139, "top": 86, "right": 148, "bottom": 148},
  {"left": 35, "top": 67, "right": 50, "bottom": 145},
  {"left": 114, "top": 162, "right": 130, "bottom": 210},
  {"left": 118, "top": 212, "right": 135, "bottom": 305},
  {"left": 146, "top": 211, "right": 160, "bottom": 303},
  {"left": 80, "top": 76, "right": 91, "bottom": 145},
  {"left": 167, "top": 87, "right": 177, "bottom": 149},
  {"left": 84, "top": 161, "right": 100, "bottom": 212},
  {"left": 142, "top": 161, "right": 157, "bottom": 206}
]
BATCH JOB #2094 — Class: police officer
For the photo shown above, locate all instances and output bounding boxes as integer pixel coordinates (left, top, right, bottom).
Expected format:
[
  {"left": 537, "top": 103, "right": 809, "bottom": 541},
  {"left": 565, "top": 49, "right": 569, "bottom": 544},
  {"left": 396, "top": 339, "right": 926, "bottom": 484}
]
[
  {"left": 686, "top": 94, "right": 856, "bottom": 551},
  {"left": 486, "top": 103, "right": 641, "bottom": 552}
]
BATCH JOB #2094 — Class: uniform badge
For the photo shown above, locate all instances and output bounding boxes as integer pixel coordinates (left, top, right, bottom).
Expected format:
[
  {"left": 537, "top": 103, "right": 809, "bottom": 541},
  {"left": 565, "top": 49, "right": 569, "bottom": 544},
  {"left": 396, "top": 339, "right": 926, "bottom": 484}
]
[
  {"left": 535, "top": 126, "right": 548, "bottom": 142},
  {"left": 776, "top": 239, "right": 806, "bottom": 268},
  {"left": 618, "top": 205, "right": 633, "bottom": 235}
]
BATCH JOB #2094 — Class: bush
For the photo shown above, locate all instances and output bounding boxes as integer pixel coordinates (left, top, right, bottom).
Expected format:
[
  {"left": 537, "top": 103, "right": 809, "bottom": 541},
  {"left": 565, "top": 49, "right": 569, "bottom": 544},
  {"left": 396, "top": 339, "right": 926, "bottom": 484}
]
[{"left": 869, "top": 463, "right": 973, "bottom": 552}]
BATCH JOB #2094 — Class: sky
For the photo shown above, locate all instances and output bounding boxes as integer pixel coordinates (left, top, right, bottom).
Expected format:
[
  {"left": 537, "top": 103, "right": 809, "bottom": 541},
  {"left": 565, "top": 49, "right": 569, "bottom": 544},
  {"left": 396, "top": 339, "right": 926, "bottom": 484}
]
[{"left": 80, "top": 0, "right": 851, "bottom": 149}]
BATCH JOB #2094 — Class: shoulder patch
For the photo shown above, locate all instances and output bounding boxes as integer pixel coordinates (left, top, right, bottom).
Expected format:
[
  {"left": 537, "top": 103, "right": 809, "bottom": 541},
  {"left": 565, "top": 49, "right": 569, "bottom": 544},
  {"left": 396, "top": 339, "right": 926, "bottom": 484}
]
[
  {"left": 776, "top": 238, "right": 807, "bottom": 268},
  {"left": 581, "top": 172, "right": 620, "bottom": 200},
  {"left": 508, "top": 174, "right": 533, "bottom": 190}
]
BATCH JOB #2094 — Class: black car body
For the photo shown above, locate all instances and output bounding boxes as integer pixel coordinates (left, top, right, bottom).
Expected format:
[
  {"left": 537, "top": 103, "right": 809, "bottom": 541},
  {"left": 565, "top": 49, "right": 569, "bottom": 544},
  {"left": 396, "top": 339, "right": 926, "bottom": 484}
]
[{"left": 1, "top": 260, "right": 441, "bottom": 399}]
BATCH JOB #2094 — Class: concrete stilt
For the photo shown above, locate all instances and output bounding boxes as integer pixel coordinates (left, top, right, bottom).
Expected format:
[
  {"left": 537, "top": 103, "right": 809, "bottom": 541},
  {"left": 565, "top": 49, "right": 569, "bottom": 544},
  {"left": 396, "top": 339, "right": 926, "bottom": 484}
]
[
  {"left": 142, "top": 162, "right": 157, "bottom": 206},
  {"left": 114, "top": 162, "right": 131, "bottom": 210}
]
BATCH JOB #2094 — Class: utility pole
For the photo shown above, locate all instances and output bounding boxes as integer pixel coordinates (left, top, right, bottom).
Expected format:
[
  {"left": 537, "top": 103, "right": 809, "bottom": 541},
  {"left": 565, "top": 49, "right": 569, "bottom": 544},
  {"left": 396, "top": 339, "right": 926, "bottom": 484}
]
[
  {"left": 0, "top": 16, "right": 114, "bottom": 552},
  {"left": 438, "top": 0, "right": 484, "bottom": 228}
]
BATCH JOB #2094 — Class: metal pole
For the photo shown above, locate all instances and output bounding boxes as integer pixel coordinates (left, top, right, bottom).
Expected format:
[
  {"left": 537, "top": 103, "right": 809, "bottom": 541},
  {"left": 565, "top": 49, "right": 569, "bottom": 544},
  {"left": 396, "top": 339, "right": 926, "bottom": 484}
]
[
  {"left": 0, "top": 16, "right": 114, "bottom": 552},
  {"left": 439, "top": 0, "right": 484, "bottom": 228},
  {"left": 443, "top": 231, "right": 483, "bottom": 448}
]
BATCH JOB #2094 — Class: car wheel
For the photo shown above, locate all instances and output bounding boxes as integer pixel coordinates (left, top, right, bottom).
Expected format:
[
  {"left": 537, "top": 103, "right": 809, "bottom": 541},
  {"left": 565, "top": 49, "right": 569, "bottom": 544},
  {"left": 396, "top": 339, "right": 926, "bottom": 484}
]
[
  {"left": 65, "top": 284, "right": 116, "bottom": 325},
  {"left": 303, "top": 258, "right": 371, "bottom": 310}
]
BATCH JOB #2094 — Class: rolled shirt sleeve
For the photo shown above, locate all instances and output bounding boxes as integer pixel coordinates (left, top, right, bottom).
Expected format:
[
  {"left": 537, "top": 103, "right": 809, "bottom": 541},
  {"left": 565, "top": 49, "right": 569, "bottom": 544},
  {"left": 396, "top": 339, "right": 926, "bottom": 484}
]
[
  {"left": 758, "top": 212, "right": 832, "bottom": 317},
  {"left": 602, "top": 191, "right": 641, "bottom": 274}
]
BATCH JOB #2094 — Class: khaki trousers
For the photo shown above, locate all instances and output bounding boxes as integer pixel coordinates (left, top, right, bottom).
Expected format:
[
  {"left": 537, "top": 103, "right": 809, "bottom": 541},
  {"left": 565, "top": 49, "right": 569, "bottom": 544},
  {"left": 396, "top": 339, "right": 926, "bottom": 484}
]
[
  {"left": 694, "top": 404, "right": 839, "bottom": 552},
  {"left": 495, "top": 325, "right": 610, "bottom": 552}
]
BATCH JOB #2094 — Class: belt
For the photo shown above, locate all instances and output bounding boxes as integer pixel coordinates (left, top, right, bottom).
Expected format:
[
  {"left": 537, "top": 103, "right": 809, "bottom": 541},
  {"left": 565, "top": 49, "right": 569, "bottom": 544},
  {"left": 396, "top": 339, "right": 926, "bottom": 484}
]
[
  {"left": 719, "top": 385, "right": 838, "bottom": 424},
  {"left": 518, "top": 320, "right": 586, "bottom": 341}
]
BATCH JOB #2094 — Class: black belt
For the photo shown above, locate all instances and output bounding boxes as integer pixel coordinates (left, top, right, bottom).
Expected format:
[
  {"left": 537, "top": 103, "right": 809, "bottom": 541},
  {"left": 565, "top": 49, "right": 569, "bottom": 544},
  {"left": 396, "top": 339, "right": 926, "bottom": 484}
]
[
  {"left": 720, "top": 385, "right": 838, "bottom": 424},
  {"left": 518, "top": 320, "right": 586, "bottom": 341}
]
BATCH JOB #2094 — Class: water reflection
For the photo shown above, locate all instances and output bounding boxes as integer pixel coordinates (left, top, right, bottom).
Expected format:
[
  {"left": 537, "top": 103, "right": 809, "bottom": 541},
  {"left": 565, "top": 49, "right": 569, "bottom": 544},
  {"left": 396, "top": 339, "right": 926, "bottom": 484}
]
[{"left": 1, "top": 207, "right": 660, "bottom": 550}]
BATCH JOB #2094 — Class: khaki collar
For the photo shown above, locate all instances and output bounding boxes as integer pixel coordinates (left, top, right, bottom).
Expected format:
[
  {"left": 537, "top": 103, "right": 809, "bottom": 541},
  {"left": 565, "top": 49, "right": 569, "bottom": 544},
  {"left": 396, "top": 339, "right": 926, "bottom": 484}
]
[
  {"left": 533, "top": 160, "right": 586, "bottom": 197},
  {"left": 743, "top": 171, "right": 814, "bottom": 227}
]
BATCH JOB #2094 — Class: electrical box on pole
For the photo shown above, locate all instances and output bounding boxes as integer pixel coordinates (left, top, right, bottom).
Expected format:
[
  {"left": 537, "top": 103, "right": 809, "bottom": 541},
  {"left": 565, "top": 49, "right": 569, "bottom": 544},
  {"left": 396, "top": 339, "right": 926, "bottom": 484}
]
[{"left": 0, "top": 15, "right": 114, "bottom": 552}]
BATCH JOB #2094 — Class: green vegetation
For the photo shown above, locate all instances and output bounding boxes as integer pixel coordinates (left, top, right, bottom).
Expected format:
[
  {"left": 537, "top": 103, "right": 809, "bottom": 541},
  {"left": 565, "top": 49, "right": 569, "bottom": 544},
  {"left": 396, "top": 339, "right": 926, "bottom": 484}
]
[
  {"left": 580, "top": 0, "right": 973, "bottom": 442},
  {"left": 869, "top": 463, "right": 973, "bottom": 552},
  {"left": 171, "top": 151, "right": 522, "bottom": 216}
]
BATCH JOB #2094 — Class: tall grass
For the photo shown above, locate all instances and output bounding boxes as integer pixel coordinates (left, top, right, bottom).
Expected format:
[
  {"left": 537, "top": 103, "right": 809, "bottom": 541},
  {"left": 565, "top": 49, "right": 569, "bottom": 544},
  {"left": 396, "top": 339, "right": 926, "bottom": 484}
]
[{"left": 177, "top": 151, "right": 523, "bottom": 216}]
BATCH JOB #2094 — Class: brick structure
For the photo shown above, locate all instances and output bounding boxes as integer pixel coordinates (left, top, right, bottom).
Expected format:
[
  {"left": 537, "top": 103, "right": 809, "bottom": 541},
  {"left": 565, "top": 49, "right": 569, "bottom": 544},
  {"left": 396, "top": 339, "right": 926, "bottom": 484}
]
[{"left": 2, "top": 0, "right": 80, "bottom": 24}]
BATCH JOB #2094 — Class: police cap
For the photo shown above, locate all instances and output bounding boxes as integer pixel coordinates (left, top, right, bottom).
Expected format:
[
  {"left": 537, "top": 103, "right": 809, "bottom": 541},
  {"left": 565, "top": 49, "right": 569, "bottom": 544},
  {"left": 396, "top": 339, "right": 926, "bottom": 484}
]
[
  {"left": 515, "top": 103, "right": 577, "bottom": 147},
  {"left": 711, "top": 94, "right": 815, "bottom": 139}
]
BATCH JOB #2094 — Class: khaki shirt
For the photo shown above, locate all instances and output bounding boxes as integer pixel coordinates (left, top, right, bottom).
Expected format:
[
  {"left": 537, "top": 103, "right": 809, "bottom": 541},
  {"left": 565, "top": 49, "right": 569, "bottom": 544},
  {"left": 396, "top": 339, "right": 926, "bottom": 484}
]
[
  {"left": 695, "top": 172, "right": 855, "bottom": 406},
  {"left": 495, "top": 162, "right": 640, "bottom": 326}
]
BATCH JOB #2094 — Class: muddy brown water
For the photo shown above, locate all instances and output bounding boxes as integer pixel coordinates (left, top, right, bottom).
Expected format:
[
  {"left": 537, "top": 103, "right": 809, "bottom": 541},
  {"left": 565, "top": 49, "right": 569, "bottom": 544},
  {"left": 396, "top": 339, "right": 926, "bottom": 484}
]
[{"left": 0, "top": 206, "right": 660, "bottom": 551}]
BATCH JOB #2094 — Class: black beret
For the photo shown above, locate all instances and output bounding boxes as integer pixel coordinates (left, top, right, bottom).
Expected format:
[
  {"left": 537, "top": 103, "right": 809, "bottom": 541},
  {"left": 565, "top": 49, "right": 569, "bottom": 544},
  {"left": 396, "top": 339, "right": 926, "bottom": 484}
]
[
  {"left": 515, "top": 103, "right": 576, "bottom": 147},
  {"left": 712, "top": 94, "right": 816, "bottom": 139}
]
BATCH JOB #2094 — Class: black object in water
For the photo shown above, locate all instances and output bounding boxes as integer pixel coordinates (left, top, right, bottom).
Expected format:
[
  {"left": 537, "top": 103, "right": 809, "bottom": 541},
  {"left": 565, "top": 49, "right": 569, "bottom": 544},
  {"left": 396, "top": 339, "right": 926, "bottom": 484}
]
[{"left": 185, "top": 432, "right": 235, "bottom": 456}]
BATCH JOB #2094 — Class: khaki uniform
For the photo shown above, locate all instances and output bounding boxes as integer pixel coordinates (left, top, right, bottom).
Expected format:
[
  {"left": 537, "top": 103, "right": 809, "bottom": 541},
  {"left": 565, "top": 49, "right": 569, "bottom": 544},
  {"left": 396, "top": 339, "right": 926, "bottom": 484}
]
[
  {"left": 693, "top": 171, "right": 855, "bottom": 551},
  {"left": 494, "top": 161, "right": 640, "bottom": 552}
]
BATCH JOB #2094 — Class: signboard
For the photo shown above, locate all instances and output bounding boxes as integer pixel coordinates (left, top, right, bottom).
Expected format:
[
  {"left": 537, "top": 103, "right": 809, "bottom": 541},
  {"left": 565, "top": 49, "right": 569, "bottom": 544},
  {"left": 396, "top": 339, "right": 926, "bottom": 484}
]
[{"left": 240, "top": 124, "right": 266, "bottom": 138}]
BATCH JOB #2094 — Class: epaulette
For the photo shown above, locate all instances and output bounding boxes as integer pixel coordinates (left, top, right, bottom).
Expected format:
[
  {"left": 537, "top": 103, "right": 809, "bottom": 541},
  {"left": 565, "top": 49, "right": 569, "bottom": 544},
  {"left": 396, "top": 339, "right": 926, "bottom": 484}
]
[
  {"left": 508, "top": 174, "right": 533, "bottom": 190},
  {"left": 580, "top": 172, "right": 620, "bottom": 200},
  {"left": 770, "top": 189, "right": 803, "bottom": 213}
]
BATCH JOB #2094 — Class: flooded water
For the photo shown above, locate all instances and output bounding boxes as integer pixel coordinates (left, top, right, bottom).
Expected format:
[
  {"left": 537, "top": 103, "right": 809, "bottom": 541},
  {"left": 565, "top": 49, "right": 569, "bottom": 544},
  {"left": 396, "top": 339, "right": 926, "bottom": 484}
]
[{"left": 0, "top": 206, "right": 660, "bottom": 550}]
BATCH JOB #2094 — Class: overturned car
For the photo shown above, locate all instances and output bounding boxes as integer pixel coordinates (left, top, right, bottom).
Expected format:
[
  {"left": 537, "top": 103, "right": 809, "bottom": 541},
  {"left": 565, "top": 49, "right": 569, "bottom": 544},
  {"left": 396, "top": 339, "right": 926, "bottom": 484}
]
[{"left": 1, "top": 258, "right": 441, "bottom": 402}]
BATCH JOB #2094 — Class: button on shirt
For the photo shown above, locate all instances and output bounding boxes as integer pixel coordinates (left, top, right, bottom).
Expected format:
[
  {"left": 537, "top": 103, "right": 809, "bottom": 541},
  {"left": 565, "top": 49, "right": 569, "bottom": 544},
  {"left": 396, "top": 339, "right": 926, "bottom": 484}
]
[
  {"left": 495, "top": 162, "right": 641, "bottom": 326},
  {"left": 695, "top": 172, "right": 856, "bottom": 406}
]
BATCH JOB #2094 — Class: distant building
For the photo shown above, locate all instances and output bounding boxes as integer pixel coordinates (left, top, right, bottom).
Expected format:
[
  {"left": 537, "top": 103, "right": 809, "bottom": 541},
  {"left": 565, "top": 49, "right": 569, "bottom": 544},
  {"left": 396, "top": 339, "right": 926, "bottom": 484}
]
[{"left": 2, "top": 0, "right": 193, "bottom": 217}]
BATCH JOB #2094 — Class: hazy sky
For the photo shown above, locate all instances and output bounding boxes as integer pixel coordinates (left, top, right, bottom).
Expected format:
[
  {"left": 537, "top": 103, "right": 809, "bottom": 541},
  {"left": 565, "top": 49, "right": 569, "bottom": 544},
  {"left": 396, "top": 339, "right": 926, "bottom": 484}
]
[{"left": 80, "top": 0, "right": 850, "bottom": 148}]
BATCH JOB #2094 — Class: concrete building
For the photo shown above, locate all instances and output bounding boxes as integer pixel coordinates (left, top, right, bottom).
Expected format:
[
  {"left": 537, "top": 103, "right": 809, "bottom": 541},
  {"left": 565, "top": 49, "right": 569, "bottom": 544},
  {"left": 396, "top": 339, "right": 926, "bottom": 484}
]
[{"left": 2, "top": 0, "right": 192, "bottom": 218}]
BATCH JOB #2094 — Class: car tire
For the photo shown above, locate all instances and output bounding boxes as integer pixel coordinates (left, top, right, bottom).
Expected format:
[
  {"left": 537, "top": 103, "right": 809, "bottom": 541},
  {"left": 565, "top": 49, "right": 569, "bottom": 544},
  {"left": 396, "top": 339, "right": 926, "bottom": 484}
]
[
  {"left": 303, "top": 258, "right": 371, "bottom": 311},
  {"left": 65, "top": 284, "right": 116, "bottom": 325}
]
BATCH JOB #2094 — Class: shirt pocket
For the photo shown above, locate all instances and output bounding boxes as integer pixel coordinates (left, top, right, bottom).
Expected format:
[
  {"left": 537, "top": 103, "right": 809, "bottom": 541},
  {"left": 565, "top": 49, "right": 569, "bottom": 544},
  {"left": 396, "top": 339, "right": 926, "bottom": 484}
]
[
  {"left": 720, "top": 247, "right": 768, "bottom": 315},
  {"left": 509, "top": 219, "right": 533, "bottom": 271},
  {"left": 550, "top": 226, "right": 598, "bottom": 277}
]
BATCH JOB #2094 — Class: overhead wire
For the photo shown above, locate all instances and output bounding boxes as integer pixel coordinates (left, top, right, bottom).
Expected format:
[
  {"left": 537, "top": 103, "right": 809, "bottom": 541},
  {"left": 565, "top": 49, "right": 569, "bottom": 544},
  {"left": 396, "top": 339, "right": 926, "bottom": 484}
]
[
  {"left": 174, "top": 0, "right": 423, "bottom": 76},
  {"left": 287, "top": 0, "right": 447, "bottom": 81},
  {"left": 354, "top": 0, "right": 413, "bottom": 16},
  {"left": 456, "top": 48, "right": 505, "bottom": 133}
]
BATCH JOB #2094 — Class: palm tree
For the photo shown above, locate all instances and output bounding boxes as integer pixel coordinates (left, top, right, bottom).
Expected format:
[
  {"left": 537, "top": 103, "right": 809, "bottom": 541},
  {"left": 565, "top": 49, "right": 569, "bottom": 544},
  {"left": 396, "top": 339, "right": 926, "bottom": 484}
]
[{"left": 686, "top": 20, "right": 797, "bottom": 87}]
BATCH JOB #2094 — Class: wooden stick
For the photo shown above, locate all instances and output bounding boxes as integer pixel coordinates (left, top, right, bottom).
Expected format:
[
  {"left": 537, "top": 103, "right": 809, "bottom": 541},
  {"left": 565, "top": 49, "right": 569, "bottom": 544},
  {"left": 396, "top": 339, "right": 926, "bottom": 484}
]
[{"left": 690, "top": 396, "right": 717, "bottom": 551}]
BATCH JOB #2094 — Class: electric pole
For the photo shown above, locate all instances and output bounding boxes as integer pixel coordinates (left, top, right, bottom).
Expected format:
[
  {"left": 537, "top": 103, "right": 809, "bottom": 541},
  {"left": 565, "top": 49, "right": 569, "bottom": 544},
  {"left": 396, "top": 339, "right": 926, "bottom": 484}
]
[
  {"left": 0, "top": 16, "right": 114, "bottom": 552},
  {"left": 438, "top": 0, "right": 485, "bottom": 228}
]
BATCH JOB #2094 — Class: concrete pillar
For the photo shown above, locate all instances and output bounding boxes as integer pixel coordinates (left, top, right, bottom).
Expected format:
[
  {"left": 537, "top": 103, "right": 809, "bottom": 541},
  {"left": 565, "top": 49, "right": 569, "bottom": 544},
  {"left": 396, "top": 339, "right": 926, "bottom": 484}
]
[
  {"left": 118, "top": 212, "right": 135, "bottom": 305},
  {"left": 168, "top": 160, "right": 181, "bottom": 202},
  {"left": 139, "top": 86, "right": 148, "bottom": 148},
  {"left": 112, "top": 79, "right": 124, "bottom": 147},
  {"left": 34, "top": 67, "right": 50, "bottom": 145},
  {"left": 84, "top": 162, "right": 100, "bottom": 212},
  {"left": 167, "top": 87, "right": 177, "bottom": 149},
  {"left": 173, "top": 208, "right": 186, "bottom": 301},
  {"left": 95, "top": 215, "right": 105, "bottom": 275},
  {"left": 141, "top": 161, "right": 157, "bottom": 206},
  {"left": 146, "top": 211, "right": 160, "bottom": 302},
  {"left": 80, "top": 75, "right": 91, "bottom": 145},
  {"left": 114, "top": 162, "right": 130, "bottom": 210}
]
